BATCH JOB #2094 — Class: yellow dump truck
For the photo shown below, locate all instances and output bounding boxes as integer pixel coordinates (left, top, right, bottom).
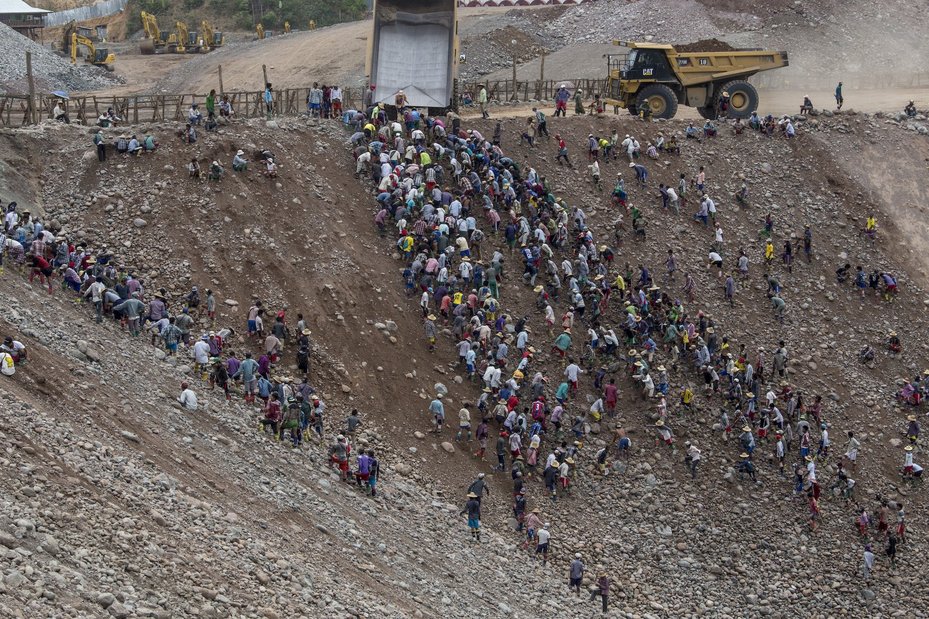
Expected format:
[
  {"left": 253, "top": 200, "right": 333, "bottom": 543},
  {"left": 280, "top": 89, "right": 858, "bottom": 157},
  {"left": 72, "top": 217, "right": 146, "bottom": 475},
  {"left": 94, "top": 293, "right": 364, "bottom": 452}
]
[{"left": 604, "top": 40, "right": 789, "bottom": 120}]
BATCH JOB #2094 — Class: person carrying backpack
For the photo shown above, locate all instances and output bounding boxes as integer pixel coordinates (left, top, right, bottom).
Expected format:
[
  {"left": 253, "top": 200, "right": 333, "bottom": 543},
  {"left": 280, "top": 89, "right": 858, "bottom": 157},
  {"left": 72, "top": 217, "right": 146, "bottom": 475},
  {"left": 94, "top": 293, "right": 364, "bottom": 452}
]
[
  {"left": 533, "top": 107, "right": 549, "bottom": 138},
  {"left": 93, "top": 130, "right": 106, "bottom": 162}
]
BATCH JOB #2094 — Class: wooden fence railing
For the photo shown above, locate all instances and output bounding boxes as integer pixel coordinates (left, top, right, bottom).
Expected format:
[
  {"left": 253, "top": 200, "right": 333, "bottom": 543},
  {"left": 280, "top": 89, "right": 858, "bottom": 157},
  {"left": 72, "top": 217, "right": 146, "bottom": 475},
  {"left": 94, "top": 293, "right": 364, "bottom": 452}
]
[
  {"left": 0, "top": 87, "right": 369, "bottom": 127},
  {"left": 3, "top": 70, "right": 928, "bottom": 128},
  {"left": 460, "top": 78, "right": 610, "bottom": 103},
  {"left": 0, "top": 77, "right": 613, "bottom": 128}
]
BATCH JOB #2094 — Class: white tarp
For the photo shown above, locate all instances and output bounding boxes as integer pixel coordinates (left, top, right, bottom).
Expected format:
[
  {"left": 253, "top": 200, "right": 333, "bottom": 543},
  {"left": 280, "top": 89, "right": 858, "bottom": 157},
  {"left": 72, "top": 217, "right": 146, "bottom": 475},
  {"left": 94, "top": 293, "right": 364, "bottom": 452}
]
[
  {"left": 374, "top": 20, "right": 451, "bottom": 108},
  {"left": 45, "top": 0, "right": 126, "bottom": 27},
  {"left": 458, "top": 0, "right": 589, "bottom": 6},
  {"left": 0, "top": 0, "right": 49, "bottom": 14}
]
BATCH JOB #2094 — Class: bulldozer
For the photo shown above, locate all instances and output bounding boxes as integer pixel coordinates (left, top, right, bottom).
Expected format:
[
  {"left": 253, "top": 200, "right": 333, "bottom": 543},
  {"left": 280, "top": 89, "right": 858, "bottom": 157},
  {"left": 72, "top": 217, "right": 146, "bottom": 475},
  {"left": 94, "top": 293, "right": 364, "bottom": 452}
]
[
  {"left": 70, "top": 31, "right": 115, "bottom": 71},
  {"left": 139, "top": 11, "right": 177, "bottom": 54},
  {"left": 201, "top": 20, "right": 223, "bottom": 49},
  {"left": 604, "top": 40, "right": 789, "bottom": 120}
]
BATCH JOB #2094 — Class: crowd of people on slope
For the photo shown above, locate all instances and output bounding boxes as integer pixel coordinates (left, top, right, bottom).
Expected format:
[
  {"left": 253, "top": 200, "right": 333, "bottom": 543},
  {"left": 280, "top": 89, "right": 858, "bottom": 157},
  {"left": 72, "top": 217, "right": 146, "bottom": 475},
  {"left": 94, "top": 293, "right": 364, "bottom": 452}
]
[
  {"left": 0, "top": 198, "right": 389, "bottom": 492},
  {"left": 347, "top": 88, "right": 915, "bottom": 594},
  {"left": 0, "top": 77, "right": 918, "bottom": 605}
]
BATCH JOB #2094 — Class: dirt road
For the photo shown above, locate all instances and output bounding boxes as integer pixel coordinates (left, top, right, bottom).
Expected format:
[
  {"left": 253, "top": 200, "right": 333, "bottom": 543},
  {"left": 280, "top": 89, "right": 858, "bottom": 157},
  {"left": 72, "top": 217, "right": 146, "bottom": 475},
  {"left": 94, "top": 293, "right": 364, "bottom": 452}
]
[
  {"left": 462, "top": 87, "right": 929, "bottom": 120},
  {"left": 97, "top": 6, "right": 554, "bottom": 96}
]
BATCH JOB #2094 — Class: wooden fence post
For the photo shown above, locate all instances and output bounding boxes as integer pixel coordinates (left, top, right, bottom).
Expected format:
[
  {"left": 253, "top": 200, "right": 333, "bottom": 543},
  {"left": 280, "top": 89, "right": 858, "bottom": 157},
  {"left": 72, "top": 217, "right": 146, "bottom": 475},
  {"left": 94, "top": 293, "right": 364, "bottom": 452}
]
[
  {"left": 26, "top": 52, "right": 36, "bottom": 124},
  {"left": 218, "top": 64, "right": 224, "bottom": 94}
]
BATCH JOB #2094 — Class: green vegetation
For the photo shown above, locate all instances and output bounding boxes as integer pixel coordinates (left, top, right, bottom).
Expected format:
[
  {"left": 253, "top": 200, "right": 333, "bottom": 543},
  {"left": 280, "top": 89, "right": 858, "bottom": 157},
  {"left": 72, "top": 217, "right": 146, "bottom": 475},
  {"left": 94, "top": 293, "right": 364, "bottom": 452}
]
[
  {"left": 226, "top": 0, "right": 367, "bottom": 30},
  {"left": 128, "top": 0, "right": 366, "bottom": 34}
]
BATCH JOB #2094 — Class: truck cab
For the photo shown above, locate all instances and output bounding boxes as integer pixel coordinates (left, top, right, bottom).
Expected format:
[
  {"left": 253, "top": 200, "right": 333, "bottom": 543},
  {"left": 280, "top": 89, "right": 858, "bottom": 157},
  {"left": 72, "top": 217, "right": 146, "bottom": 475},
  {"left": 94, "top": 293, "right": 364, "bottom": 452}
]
[{"left": 623, "top": 48, "right": 675, "bottom": 83}]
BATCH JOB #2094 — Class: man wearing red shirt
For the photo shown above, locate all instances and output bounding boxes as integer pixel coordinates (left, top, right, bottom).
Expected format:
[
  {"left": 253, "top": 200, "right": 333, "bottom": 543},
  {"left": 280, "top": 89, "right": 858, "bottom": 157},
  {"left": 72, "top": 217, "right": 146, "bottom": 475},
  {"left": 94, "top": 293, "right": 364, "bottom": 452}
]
[
  {"left": 261, "top": 394, "right": 282, "bottom": 436},
  {"left": 604, "top": 379, "right": 619, "bottom": 416},
  {"left": 29, "top": 254, "right": 54, "bottom": 294}
]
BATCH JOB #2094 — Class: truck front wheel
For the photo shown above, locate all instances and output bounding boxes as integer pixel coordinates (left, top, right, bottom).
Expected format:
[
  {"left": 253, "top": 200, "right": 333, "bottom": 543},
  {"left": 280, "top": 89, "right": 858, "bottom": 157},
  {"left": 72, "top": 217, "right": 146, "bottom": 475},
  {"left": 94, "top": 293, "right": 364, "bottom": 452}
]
[{"left": 635, "top": 84, "right": 678, "bottom": 120}]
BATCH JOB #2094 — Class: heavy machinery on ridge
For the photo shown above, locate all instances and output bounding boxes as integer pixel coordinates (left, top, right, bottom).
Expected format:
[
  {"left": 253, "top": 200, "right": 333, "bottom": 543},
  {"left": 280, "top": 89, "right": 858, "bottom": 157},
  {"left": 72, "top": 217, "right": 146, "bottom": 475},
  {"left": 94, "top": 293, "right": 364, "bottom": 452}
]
[
  {"left": 70, "top": 31, "right": 115, "bottom": 71},
  {"left": 604, "top": 40, "right": 789, "bottom": 120},
  {"left": 173, "top": 21, "right": 192, "bottom": 53},
  {"left": 139, "top": 11, "right": 176, "bottom": 54},
  {"left": 201, "top": 21, "right": 223, "bottom": 50}
]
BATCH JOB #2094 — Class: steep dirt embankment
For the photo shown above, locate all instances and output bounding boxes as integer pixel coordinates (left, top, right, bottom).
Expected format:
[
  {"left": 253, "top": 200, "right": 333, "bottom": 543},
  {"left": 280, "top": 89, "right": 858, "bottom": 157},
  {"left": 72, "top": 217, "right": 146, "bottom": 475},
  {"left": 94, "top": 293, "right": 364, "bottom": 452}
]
[
  {"left": 3, "top": 107, "right": 929, "bottom": 616},
  {"left": 807, "top": 113, "right": 929, "bottom": 275},
  {"left": 0, "top": 272, "right": 576, "bottom": 618},
  {"left": 0, "top": 122, "right": 578, "bottom": 617},
  {"left": 340, "top": 111, "right": 929, "bottom": 614},
  {"left": 33, "top": 118, "right": 486, "bottom": 481}
]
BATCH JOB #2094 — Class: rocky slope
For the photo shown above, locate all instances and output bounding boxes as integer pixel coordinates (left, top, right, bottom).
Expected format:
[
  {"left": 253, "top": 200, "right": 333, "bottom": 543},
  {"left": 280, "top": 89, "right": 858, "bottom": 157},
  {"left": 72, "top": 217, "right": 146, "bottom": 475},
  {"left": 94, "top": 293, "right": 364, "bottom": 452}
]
[
  {"left": 0, "top": 105, "right": 928, "bottom": 617},
  {"left": 475, "top": 0, "right": 929, "bottom": 88},
  {"left": 0, "top": 22, "right": 121, "bottom": 94}
]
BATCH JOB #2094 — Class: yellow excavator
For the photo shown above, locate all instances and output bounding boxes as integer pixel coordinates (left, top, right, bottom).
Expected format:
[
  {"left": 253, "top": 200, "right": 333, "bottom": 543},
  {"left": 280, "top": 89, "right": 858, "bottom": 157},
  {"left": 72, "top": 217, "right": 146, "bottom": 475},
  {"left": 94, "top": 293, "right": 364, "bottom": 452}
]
[
  {"left": 283, "top": 21, "right": 290, "bottom": 33},
  {"left": 139, "top": 11, "right": 175, "bottom": 54},
  {"left": 201, "top": 20, "right": 223, "bottom": 49},
  {"left": 256, "top": 23, "right": 265, "bottom": 40},
  {"left": 64, "top": 22, "right": 109, "bottom": 49},
  {"left": 70, "top": 31, "right": 115, "bottom": 71},
  {"left": 172, "top": 21, "right": 190, "bottom": 54}
]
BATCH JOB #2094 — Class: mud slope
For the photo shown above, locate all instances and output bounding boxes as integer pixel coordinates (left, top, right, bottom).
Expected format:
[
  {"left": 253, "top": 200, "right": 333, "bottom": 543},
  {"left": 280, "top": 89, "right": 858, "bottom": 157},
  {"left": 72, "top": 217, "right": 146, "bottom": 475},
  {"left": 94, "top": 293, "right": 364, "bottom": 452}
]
[{"left": 2, "top": 107, "right": 929, "bottom": 616}]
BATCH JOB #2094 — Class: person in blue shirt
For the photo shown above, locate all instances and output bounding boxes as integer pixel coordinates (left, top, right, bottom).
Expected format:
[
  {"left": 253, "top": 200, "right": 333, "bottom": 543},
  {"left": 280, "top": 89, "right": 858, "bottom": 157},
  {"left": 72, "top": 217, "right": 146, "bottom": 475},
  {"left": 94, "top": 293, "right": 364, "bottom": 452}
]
[
  {"left": 263, "top": 83, "right": 274, "bottom": 119},
  {"left": 555, "top": 381, "right": 569, "bottom": 404},
  {"left": 629, "top": 162, "right": 648, "bottom": 186},
  {"left": 429, "top": 394, "right": 445, "bottom": 433}
]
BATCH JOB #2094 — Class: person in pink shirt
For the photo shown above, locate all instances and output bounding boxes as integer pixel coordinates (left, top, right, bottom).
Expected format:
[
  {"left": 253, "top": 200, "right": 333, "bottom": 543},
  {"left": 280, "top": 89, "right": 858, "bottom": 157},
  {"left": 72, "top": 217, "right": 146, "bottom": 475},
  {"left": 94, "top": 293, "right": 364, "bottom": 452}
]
[
  {"left": 604, "top": 378, "right": 619, "bottom": 416},
  {"left": 486, "top": 207, "right": 501, "bottom": 232},
  {"left": 522, "top": 508, "right": 543, "bottom": 549}
]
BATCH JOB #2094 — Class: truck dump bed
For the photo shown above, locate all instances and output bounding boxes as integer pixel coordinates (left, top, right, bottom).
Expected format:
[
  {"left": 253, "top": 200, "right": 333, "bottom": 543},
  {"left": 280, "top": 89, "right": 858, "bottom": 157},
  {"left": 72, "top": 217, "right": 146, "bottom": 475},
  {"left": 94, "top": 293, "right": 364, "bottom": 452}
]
[{"left": 368, "top": 0, "right": 458, "bottom": 109}]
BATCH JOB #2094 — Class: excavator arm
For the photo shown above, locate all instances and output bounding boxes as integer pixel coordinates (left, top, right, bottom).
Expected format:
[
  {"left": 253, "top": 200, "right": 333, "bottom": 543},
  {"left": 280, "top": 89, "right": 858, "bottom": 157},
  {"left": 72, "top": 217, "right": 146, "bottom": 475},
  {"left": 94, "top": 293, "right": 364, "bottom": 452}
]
[
  {"left": 200, "top": 20, "right": 222, "bottom": 51},
  {"left": 71, "top": 32, "right": 115, "bottom": 70},
  {"left": 140, "top": 11, "right": 168, "bottom": 54},
  {"left": 175, "top": 21, "right": 188, "bottom": 52}
]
